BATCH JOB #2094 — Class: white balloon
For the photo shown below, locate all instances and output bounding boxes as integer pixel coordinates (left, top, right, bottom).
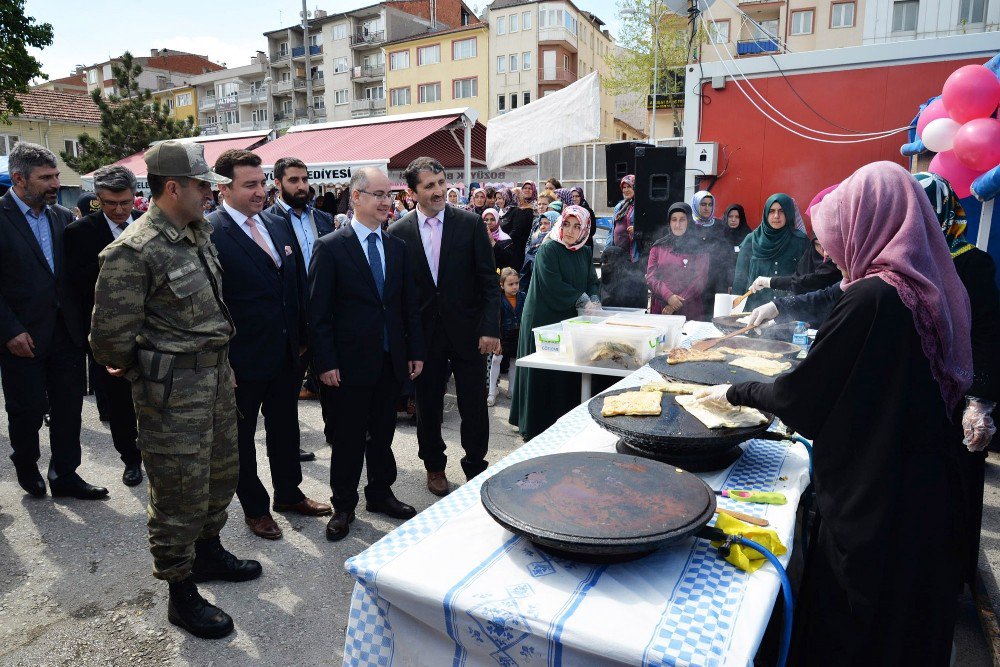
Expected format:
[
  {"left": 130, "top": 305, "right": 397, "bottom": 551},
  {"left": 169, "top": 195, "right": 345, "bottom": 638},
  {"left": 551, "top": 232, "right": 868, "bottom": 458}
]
[{"left": 921, "top": 117, "right": 962, "bottom": 153}]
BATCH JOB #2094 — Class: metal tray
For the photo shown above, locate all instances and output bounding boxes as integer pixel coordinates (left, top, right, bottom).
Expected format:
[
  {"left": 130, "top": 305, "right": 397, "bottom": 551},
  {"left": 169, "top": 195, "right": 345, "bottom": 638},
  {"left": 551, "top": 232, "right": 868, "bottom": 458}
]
[
  {"left": 480, "top": 452, "right": 716, "bottom": 562},
  {"left": 648, "top": 347, "right": 799, "bottom": 385}
]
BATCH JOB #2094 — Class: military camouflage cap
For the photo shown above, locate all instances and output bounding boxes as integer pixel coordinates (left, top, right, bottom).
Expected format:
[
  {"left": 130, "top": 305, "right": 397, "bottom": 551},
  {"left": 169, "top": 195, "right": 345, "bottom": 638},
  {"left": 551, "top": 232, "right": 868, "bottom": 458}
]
[{"left": 144, "top": 141, "right": 231, "bottom": 184}]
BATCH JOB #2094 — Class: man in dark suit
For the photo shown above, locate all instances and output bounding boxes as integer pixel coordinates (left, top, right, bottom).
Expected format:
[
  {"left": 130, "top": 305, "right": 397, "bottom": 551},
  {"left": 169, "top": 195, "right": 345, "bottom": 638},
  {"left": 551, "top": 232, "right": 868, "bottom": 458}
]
[
  {"left": 308, "top": 166, "right": 425, "bottom": 541},
  {"left": 65, "top": 165, "right": 144, "bottom": 486},
  {"left": 265, "top": 156, "right": 334, "bottom": 453},
  {"left": 387, "top": 157, "right": 500, "bottom": 496},
  {"left": 208, "top": 149, "right": 331, "bottom": 540},
  {"left": 0, "top": 142, "right": 107, "bottom": 499}
]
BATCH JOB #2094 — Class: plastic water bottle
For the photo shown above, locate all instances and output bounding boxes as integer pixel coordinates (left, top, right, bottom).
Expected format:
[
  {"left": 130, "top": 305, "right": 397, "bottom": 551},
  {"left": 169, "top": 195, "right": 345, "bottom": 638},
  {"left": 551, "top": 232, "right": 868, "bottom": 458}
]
[{"left": 792, "top": 321, "right": 809, "bottom": 349}]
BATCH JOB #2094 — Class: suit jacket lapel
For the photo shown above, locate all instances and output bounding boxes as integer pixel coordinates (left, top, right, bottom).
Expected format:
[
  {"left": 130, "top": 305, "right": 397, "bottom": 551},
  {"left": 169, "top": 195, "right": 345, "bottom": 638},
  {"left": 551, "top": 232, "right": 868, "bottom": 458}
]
[
  {"left": 2, "top": 195, "right": 53, "bottom": 276},
  {"left": 219, "top": 209, "right": 279, "bottom": 279},
  {"left": 261, "top": 214, "right": 292, "bottom": 295},
  {"left": 93, "top": 214, "right": 114, "bottom": 247},
  {"left": 344, "top": 226, "right": 380, "bottom": 301},
  {"left": 438, "top": 205, "right": 459, "bottom": 284},
  {"left": 49, "top": 207, "right": 64, "bottom": 278}
]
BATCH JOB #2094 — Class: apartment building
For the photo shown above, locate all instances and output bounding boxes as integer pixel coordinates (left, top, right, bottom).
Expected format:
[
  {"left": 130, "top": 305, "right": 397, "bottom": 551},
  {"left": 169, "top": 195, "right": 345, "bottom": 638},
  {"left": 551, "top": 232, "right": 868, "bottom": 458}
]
[
  {"left": 151, "top": 85, "right": 198, "bottom": 124},
  {"left": 863, "top": 0, "right": 999, "bottom": 43},
  {"left": 484, "top": 0, "right": 617, "bottom": 139},
  {"left": 189, "top": 54, "right": 271, "bottom": 135},
  {"left": 383, "top": 23, "right": 490, "bottom": 120},
  {"left": 33, "top": 69, "right": 88, "bottom": 95},
  {"left": 79, "top": 49, "right": 223, "bottom": 97},
  {"left": 264, "top": 1, "right": 476, "bottom": 130}
]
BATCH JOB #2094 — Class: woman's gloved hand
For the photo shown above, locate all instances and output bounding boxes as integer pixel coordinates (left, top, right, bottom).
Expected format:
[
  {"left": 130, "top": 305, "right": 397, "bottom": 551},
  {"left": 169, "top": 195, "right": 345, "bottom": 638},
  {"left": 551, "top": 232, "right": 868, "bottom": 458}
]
[
  {"left": 748, "top": 302, "right": 779, "bottom": 327},
  {"left": 692, "top": 384, "right": 734, "bottom": 411},
  {"left": 963, "top": 397, "right": 997, "bottom": 452},
  {"left": 749, "top": 276, "right": 771, "bottom": 293}
]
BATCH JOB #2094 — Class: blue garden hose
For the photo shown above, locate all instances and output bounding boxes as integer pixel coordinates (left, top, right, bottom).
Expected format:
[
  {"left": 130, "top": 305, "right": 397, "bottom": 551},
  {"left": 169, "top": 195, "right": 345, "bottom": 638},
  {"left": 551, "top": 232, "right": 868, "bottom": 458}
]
[{"left": 790, "top": 435, "right": 812, "bottom": 477}]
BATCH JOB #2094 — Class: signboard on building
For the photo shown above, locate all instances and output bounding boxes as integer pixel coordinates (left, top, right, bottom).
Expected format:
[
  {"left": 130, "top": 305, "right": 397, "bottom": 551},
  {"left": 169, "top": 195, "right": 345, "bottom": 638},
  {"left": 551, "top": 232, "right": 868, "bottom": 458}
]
[
  {"left": 260, "top": 160, "right": 389, "bottom": 185},
  {"left": 387, "top": 166, "right": 538, "bottom": 190}
]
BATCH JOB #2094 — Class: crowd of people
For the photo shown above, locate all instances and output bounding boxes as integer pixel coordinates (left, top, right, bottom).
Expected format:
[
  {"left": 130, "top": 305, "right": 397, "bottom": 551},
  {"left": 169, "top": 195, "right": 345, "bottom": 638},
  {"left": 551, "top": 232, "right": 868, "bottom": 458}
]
[{"left": 1, "top": 136, "right": 998, "bottom": 663}]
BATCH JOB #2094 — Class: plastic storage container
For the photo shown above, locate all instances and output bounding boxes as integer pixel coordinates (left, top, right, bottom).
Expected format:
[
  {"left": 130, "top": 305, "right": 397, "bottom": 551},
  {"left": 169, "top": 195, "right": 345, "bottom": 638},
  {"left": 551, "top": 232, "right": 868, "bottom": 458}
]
[
  {"left": 532, "top": 323, "right": 572, "bottom": 359},
  {"left": 605, "top": 313, "right": 685, "bottom": 351},
  {"left": 576, "top": 306, "right": 646, "bottom": 318},
  {"left": 569, "top": 322, "right": 662, "bottom": 370}
]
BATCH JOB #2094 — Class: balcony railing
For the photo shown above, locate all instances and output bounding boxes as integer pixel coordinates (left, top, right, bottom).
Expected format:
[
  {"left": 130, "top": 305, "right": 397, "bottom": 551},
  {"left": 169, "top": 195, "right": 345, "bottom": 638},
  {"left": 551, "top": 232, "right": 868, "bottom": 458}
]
[
  {"left": 198, "top": 95, "right": 217, "bottom": 111},
  {"left": 351, "top": 98, "right": 386, "bottom": 113},
  {"left": 311, "top": 75, "right": 326, "bottom": 87},
  {"left": 291, "top": 44, "right": 323, "bottom": 58},
  {"left": 351, "top": 65, "right": 385, "bottom": 80},
  {"left": 293, "top": 78, "right": 307, "bottom": 89},
  {"left": 271, "top": 51, "right": 290, "bottom": 63},
  {"left": 238, "top": 86, "right": 268, "bottom": 104},
  {"left": 539, "top": 67, "right": 577, "bottom": 85},
  {"left": 736, "top": 38, "right": 781, "bottom": 55},
  {"left": 272, "top": 80, "right": 293, "bottom": 94},
  {"left": 313, "top": 107, "right": 327, "bottom": 118},
  {"left": 350, "top": 30, "right": 386, "bottom": 47},
  {"left": 538, "top": 25, "right": 579, "bottom": 50}
]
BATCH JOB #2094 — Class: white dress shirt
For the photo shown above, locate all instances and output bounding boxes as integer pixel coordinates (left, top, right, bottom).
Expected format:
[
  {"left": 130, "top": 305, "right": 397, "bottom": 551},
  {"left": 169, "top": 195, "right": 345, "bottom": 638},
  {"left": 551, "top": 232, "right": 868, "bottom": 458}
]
[
  {"left": 351, "top": 218, "right": 386, "bottom": 277},
  {"left": 104, "top": 213, "right": 128, "bottom": 240},
  {"left": 223, "top": 201, "right": 282, "bottom": 267}
]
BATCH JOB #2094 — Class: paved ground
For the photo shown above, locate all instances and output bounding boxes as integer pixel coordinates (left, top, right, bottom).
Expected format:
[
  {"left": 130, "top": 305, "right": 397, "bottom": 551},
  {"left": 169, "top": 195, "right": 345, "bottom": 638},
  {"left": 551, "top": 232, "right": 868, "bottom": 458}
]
[{"left": 0, "top": 382, "right": 994, "bottom": 666}]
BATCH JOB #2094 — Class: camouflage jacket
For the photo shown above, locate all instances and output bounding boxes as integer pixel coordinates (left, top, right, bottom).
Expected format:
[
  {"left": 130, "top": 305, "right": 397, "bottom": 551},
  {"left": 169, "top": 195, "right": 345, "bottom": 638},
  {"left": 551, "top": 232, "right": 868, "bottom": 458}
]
[{"left": 89, "top": 202, "right": 234, "bottom": 372}]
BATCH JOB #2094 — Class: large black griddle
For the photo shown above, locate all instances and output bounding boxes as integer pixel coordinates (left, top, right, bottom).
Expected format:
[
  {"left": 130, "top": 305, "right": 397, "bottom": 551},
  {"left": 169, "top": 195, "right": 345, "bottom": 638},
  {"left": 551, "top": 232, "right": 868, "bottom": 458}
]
[
  {"left": 589, "top": 387, "right": 775, "bottom": 471},
  {"left": 480, "top": 452, "right": 717, "bottom": 563},
  {"left": 648, "top": 341, "right": 800, "bottom": 386},
  {"left": 714, "top": 315, "right": 797, "bottom": 342}
]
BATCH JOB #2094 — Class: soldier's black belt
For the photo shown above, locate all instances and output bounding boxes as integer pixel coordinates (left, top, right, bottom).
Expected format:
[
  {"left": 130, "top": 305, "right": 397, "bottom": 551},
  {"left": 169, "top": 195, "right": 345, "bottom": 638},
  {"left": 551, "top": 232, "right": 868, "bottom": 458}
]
[{"left": 173, "top": 348, "right": 228, "bottom": 370}]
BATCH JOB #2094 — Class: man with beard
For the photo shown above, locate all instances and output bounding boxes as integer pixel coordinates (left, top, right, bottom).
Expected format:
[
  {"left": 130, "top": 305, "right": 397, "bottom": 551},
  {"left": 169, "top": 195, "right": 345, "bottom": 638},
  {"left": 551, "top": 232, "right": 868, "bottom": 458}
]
[
  {"left": 266, "top": 157, "right": 334, "bottom": 457},
  {"left": 0, "top": 142, "right": 106, "bottom": 499}
]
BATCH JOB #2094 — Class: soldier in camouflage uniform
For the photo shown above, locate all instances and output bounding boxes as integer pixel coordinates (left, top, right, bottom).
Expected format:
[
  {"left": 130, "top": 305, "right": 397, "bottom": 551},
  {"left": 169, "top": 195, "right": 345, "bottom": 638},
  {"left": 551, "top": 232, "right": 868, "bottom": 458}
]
[{"left": 89, "top": 141, "right": 261, "bottom": 640}]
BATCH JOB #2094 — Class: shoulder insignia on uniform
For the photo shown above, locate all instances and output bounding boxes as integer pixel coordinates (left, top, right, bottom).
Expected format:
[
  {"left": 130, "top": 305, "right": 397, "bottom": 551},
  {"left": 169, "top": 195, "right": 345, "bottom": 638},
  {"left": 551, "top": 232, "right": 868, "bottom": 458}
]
[{"left": 122, "top": 223, "right": 160, "bottom": 250}]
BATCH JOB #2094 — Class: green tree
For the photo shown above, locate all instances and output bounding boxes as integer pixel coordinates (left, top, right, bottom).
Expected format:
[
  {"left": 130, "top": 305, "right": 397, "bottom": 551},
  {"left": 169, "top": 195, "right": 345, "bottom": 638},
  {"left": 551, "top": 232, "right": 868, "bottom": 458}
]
[
  {"left": 0, "top": 1, "right": 54, "bottom": 124},
  {"left": 604, "top": 0, "right": 700, "bottom": 138},
  {"left": 62, "top": 52, "right": 198, "bottom": 174}
]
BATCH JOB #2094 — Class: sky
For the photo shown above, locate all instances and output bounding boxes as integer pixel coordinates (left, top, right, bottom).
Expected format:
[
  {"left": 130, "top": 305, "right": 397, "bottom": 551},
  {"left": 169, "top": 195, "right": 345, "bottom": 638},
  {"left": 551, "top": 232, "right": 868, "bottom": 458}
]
[{"left": 26, "top": 0, "right": 622, "bottom": 81}]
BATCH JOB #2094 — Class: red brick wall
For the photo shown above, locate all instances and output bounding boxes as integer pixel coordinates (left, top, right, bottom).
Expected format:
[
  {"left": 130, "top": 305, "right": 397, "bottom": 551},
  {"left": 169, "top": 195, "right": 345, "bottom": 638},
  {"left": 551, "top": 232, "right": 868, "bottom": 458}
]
[{"left": 387, "top": 0, "right": 472, "bottom": 28}]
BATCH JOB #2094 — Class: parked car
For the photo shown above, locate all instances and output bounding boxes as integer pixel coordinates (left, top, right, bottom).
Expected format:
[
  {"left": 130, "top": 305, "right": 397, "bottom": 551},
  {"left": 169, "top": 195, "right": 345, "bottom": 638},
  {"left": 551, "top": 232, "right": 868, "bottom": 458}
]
[{"left": 592, "top": 216, "right": 612, "bottom": 264}]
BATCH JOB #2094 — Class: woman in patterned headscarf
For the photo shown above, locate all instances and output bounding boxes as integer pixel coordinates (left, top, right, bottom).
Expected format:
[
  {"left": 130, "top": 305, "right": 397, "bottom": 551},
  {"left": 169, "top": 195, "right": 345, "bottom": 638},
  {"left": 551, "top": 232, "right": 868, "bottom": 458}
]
[{"left": 569, "top": 186, "right": 597, "bottom": 249}]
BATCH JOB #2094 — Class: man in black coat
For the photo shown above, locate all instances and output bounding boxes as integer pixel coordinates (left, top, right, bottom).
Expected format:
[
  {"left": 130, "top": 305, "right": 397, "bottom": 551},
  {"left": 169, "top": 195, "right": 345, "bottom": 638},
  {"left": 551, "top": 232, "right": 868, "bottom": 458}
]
[
  {"left": 208, "top": 149, "right": 331, "bottom": 540},
  {"left": 387, "top": 157, "right": 500, "bottom": 496},
  {"left": 0, "top": 142, "right": 107, "bottom": 499},
  {"left": 308, "top": 166, "right": 425, "bottom": 541},
  {"left": 64, "top": 165, "right": 143, "bottom": 486}
]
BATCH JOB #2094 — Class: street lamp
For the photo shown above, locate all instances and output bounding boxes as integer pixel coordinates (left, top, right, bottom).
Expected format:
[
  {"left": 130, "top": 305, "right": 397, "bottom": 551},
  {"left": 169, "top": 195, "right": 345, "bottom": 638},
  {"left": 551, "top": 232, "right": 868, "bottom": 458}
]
[{"left": 623, "top": 1, "right": 675, "bottom": 146}]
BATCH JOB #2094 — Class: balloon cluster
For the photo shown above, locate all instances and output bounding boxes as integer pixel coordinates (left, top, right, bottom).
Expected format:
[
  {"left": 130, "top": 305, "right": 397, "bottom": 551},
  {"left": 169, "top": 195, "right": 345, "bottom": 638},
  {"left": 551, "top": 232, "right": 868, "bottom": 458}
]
[{"left": 917, "top": 65, "right": 1000, "bottom": 198}]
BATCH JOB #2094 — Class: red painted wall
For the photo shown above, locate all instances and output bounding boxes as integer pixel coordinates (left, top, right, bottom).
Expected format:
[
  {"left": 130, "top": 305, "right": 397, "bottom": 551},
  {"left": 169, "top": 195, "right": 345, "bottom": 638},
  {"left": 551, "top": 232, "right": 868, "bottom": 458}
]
[{"left": 697, "top": 57, "right": 987, "bottom": 232}]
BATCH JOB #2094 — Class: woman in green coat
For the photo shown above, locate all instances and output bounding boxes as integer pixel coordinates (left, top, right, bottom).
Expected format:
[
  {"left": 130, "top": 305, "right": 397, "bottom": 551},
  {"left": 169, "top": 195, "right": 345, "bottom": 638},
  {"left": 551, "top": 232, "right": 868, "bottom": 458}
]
[
  {"left": 732, "top": 193, "right": 810, "bottom": 311},
  {"left": 510, "top": 205, "right": 600, "bottom": 440}
]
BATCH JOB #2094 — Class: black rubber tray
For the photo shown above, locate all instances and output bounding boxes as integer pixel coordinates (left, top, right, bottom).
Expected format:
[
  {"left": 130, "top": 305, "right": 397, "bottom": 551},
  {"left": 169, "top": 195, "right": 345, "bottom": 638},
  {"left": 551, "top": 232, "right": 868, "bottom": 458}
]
[{"left": 648, "top": 346, "right": 799, "bottom": 385}]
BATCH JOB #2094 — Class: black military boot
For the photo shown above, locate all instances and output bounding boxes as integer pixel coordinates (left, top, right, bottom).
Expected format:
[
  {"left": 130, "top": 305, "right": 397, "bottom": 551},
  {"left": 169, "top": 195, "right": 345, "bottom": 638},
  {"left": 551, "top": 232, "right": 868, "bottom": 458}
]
[
  {"left": 167, "top": 578, "right": 234, "bottom": 639},
  {"left": 191, "top": 536, "right": 263, "bottom": 583}
]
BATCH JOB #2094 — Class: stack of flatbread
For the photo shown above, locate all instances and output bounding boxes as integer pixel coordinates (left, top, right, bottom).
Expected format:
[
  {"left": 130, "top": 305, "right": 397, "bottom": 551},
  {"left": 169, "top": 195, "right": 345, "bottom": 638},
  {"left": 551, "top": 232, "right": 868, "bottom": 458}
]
[
  {"left": 675, "top": 394, "right": 769, "bottom": 429},
  {"left": 601, "top": 390, "right": 663, "bottom": 417}
]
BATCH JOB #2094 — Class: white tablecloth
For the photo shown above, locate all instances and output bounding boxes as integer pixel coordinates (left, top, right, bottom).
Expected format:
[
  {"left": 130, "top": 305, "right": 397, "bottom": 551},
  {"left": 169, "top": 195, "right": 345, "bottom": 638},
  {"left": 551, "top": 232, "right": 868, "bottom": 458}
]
[{"left": 342, "top": 356, "right": 811, "bottom": 667}]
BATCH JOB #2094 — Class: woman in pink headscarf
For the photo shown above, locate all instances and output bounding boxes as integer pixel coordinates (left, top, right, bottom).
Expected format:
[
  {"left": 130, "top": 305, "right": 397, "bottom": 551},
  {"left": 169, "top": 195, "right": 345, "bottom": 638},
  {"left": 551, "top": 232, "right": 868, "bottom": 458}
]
[
  {"left": 482, "top": 207, "right": 514, "bottom": 270},
  {"left": 696, "top": 162, "right": 973, "bottom": 666}
]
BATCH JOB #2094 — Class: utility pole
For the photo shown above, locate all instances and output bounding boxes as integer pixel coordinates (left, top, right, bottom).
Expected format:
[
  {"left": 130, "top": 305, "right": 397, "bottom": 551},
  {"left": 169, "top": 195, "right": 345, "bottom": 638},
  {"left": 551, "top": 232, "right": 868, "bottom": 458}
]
[{"left": 302, "top": 0, "right": 314, "bottom": 122}]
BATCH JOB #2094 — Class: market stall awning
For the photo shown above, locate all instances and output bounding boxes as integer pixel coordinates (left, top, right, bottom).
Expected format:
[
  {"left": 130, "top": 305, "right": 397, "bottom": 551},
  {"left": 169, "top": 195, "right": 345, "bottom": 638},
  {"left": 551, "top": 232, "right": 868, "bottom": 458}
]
[{"left": 81, "top": 130, "right": 271, "bottom": 190}]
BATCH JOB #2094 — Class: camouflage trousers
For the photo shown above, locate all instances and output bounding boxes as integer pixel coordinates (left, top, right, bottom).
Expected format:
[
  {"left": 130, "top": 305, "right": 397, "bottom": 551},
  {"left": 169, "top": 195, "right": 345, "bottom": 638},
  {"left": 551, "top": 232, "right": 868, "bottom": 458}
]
[{"left": 132, "top": 354, "right": 238, "bottom": 582}]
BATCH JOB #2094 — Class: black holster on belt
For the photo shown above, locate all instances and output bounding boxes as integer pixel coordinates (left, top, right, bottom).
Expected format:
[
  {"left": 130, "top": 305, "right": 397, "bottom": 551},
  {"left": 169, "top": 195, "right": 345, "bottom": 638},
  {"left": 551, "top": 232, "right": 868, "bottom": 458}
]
[{"left": 137, "top": 349, "right": 176, "bottom": 408}]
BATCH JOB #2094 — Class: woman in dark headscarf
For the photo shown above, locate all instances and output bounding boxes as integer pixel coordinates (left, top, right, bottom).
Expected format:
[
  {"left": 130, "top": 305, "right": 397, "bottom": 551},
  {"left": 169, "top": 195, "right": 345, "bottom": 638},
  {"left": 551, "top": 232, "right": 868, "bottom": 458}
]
[
  {"left": 569, "top": 186, "right": 597, "bottom": 249},
  {"left": 721, "top": 203, "right": 751, "bottom": 288},
  {"left": 610, "top": 175, "right": 637, "bottom": 262},
  {"left": 731, "top": 193, "right": 809, "bottom": 310},
  {"left": 646, "top": 203, "right": 710, "bottom": 320},
  {"left": 701, "top": 161, "right": 974, "bottom": 666},
  {"left": 467, "top": 187, "right": 487, "bottom": 216},
  {"left": 500, "top": 186, "right": 535, "bottom": 272},
  {"left": 520, "top": 180, "right": 538, "bottom": 207}
]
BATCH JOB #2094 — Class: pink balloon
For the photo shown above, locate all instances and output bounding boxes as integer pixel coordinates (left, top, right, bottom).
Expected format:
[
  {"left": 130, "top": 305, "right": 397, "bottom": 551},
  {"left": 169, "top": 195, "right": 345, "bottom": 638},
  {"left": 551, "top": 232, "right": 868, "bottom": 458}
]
[
  {"left": 942, "top": 65, "right": 1000, "bottom": 124},
  {"left": 929, "top": 150, "right": 982, "bottom": 199},
  {"left": 953, "top": 117, "right": 1000, "bottom": 172},
  {"left": 916, "top": 98, "right": 950, "bottom": 138}
]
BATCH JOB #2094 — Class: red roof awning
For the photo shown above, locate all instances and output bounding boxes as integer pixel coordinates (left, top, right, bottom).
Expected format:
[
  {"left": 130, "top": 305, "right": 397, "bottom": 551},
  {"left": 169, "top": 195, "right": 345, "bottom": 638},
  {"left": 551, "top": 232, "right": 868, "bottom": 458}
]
[{"left": 84, "top": 133, "right": 270, "bottom": 181}]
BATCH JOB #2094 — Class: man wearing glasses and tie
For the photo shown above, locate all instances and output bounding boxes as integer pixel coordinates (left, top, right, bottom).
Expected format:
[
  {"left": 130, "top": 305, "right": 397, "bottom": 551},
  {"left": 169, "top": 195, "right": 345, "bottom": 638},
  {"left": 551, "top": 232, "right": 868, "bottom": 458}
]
[
  {"left": 65, "top": 165, "right": 144, "bottom": 487},
  {"left": 308, "top": 166, "right": 425, "bottom": 541}
]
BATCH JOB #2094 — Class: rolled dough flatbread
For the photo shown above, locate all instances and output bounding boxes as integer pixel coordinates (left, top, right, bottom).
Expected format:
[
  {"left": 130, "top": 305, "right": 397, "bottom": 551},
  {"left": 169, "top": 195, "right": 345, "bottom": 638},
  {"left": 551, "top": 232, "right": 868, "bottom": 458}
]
[
  {"left": 716, "top": 347, "right": 785, "bottom": 360},
  {"left": 641, "top": 380, "right": 706, "bottom": 394},
  {"left": 728, "top": 356, "right": 791, "bottom": 377},
  {"left": 675, "top": 394, "right": 769, "bottom": 429},
  {"left": 602, "top": 391, "right": 663, "bottom": 417}
]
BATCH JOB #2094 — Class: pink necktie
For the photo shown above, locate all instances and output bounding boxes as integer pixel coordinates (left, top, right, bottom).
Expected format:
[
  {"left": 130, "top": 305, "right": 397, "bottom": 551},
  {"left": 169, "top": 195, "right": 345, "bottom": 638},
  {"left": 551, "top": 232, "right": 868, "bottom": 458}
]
[
  {"left": 246, "top": 216, "right": 278, "bottom": 266},
  {"left": 427, "top": 216, "right": 441, "bottom": 283}
]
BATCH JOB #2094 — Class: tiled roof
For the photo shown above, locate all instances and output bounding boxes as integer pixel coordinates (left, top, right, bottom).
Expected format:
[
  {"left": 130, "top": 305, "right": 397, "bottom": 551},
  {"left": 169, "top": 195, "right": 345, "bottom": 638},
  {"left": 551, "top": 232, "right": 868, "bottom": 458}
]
[
  {"left": 3, "top": 89, "right": 102, "bottom": 124},
  {"left": 45, "top": 73, "right": 87, "bottom": 87},
  {"left": 139, "top": 54, "right": 224, "bottom": 75}
]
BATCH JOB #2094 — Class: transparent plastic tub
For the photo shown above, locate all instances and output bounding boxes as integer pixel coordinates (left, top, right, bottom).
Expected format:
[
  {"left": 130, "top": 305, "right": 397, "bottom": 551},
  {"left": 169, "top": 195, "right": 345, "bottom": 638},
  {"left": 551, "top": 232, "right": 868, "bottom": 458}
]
[
  {"left": 532, "top": 323, "right": 572, "bottom": 359},
  {"left": 605, "top": 313, "right": 686, "bottom": 351},
  {"left": 569, "top": 322, "right": 661, "bottom": 370},
  {"left": 576, "top": 306, "right": 646, "bottom": 318}
]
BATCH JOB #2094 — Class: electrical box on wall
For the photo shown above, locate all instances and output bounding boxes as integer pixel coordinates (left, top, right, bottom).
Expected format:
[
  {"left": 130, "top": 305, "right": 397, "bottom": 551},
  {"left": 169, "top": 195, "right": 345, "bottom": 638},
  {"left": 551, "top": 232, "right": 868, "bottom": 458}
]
[{"left": 693, "top": 142, "right": 719, "bottom": 176}]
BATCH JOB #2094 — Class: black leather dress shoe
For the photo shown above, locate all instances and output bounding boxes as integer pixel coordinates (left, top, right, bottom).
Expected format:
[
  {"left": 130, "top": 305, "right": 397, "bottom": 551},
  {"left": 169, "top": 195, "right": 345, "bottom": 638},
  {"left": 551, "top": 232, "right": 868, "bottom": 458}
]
[
  {"left": 325, "top": 510, "right": 355, "bottom": 541},
  {"left": 122, "top": 464, "right": 143, "bottom": 487},
  {"left": 298, "top": 448, "right": 316, "bottom": 462},
  {"left": 49, "top": 475, "right": 109, "bottom": 500},
  {"left": 16, "top": 468, "right": 46, "bottom": 498},
  {"left": 366, "top": 495, "right": 417, "bottom": 520}
]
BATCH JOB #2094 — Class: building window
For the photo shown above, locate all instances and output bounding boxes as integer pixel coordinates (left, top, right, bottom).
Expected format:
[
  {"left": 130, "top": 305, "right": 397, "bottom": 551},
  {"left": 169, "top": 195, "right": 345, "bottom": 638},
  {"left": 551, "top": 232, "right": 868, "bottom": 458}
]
[
  {"left": 497, "top": 55, "right": 506, "bottom": 73},
  {"left": 417, "top": 44, "right": 440, "bottom": 66},
  {"left": 175, "top": 92, "right": 192, "bottom": 106},
  {"left": 497, "top": 16, "right": 506, "bottom": 34},
  {"left": 790, "top": 10, "right": 814, "bottom": 34},
  {"left": 892, "top": 0, "right": 918, "bottom": 31},
  {"left": 389, "top": 51, "right": 409, "bottom": 70},
  {"left": 418, "top": 82, "right": 441, "bottom": 103},
  {"left": 960, "top": 0, "right": 986, "bottom": 23},
  {"left": 279, "top": 41, "right": 289, "bottom": 56},
  {"left": 452, "top": 37, "right": 477, "bottom": 60},
  {"left": 510, "top": 53, "right": 518, "bottom": 70},
  {"left": 510, "top": 13, "right": 519, "bottom": 32},
  {"left": 523, "top": 11, "right": 532, "bottom": 30},
  {"left": 523, "top": 91, "right": 531, "bottom": 106},
  {"left": 364, "top": 85, "right": 384, "bottom": 100},
  {"left": 252, "top": 109, "right": 268, "bottom": 122},
  {"left": 709, "top": 20, "right": 730, "bottom": 43},
  {"left": 510, "top": 93, "right": 518, "bottom": 110},
  {"left": 280, "top": 71, "right": 291, "bottom": 83},
  {"left": 831, "top": 2, "right": 856, "bottom": 27},
  {"left": 87, "top": 69, "right": 97, "bottom": 84},
  {"left": 453, "top": 77, "right": 478, "bottom": 99},
  {"left": 313, "top": 96, "right": 325, "bottom": 109},
  {"left": 498, "top": 95, "right": 506, "bottom": 112},
  {"left": 563, "top": 54, "right": 570, "bottom": 70},
  {"left": 282, "top": 100, "right": 293, "bottom": 113},
  {"left": 334, "top": 89, "right": 348, "bottom": 105},
  {"left": 390, "top": 87, "right": 411, "bottom": 106},
  {"left": 563, "top": 12, "right": 577, "bottom": 34},
  {"left": 522, "top": 51, "right": 531, "bottom": 69},
  {"left": 334, "top": 57, "right": 349, "bottom": 73},
  {"left": 333, "top": 23, "right": 347, "bottom": 40},
  {"left": 753, "top": 19, "right": 780, "bottom": 40},
  {"left": 165, "top": 97, "right": 174, "bottom": 109},
  {"left": 63, "top": 139, "right": 80, "bottom": 157},
  {"left": 309, "top": 34, "right": 322, "bottom": 47}
]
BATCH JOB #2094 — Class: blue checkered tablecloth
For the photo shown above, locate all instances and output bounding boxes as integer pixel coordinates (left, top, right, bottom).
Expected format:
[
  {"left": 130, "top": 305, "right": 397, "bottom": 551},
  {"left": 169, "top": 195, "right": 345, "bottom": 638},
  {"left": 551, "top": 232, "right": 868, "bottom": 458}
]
[{"left": 343, "top": 322, "right": 810, "bottom": 667}]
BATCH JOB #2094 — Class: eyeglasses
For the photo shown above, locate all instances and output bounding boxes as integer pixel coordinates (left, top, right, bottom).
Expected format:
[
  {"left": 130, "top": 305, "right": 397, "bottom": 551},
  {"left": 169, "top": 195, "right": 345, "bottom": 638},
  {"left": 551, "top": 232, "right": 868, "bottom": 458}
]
[
  {"left": 358, "top": 189, "right": 392, "bottom": 201},
  {"left": 99, "top": 198, "right": 134, "bottom": 210}
]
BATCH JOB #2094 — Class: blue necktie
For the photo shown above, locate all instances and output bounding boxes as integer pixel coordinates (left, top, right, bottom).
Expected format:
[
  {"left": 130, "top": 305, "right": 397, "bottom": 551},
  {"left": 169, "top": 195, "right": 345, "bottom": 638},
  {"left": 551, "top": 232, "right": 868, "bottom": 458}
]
[{"left": 367, "top": 232, "right": 388, "bottom": 351}]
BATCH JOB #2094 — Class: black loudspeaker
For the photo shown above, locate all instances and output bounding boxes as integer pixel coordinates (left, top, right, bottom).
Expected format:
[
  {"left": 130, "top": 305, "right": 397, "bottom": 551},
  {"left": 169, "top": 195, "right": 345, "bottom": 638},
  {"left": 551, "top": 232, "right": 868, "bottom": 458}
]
[
  {"left": 605, "top": 141, "right": 653, "bottom": 207},
  {"left": 634, "top": 145, "right": 686, "bottom": 239}
]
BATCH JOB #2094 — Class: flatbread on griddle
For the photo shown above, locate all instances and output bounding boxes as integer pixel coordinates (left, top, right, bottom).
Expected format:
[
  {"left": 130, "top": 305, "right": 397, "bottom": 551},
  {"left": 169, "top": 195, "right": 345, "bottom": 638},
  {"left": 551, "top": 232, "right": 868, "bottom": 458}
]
[
  {"left": 601, "top": 390, "right": 663, "bottom": 417},
  {"left": 716, "top": 347, "right": 785, "bottom": 360},
  {"left": 640, "top": 380, "right": 706, "bottom": 394},
  {"left": 666, "top": 347, "right": 726, "bottom": 365},
  {"left": 675, "top": 394, "right": 769, "bottom": 429},
  {"left": 728, "top": 356, "right": 791, "bottom": 377}
]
